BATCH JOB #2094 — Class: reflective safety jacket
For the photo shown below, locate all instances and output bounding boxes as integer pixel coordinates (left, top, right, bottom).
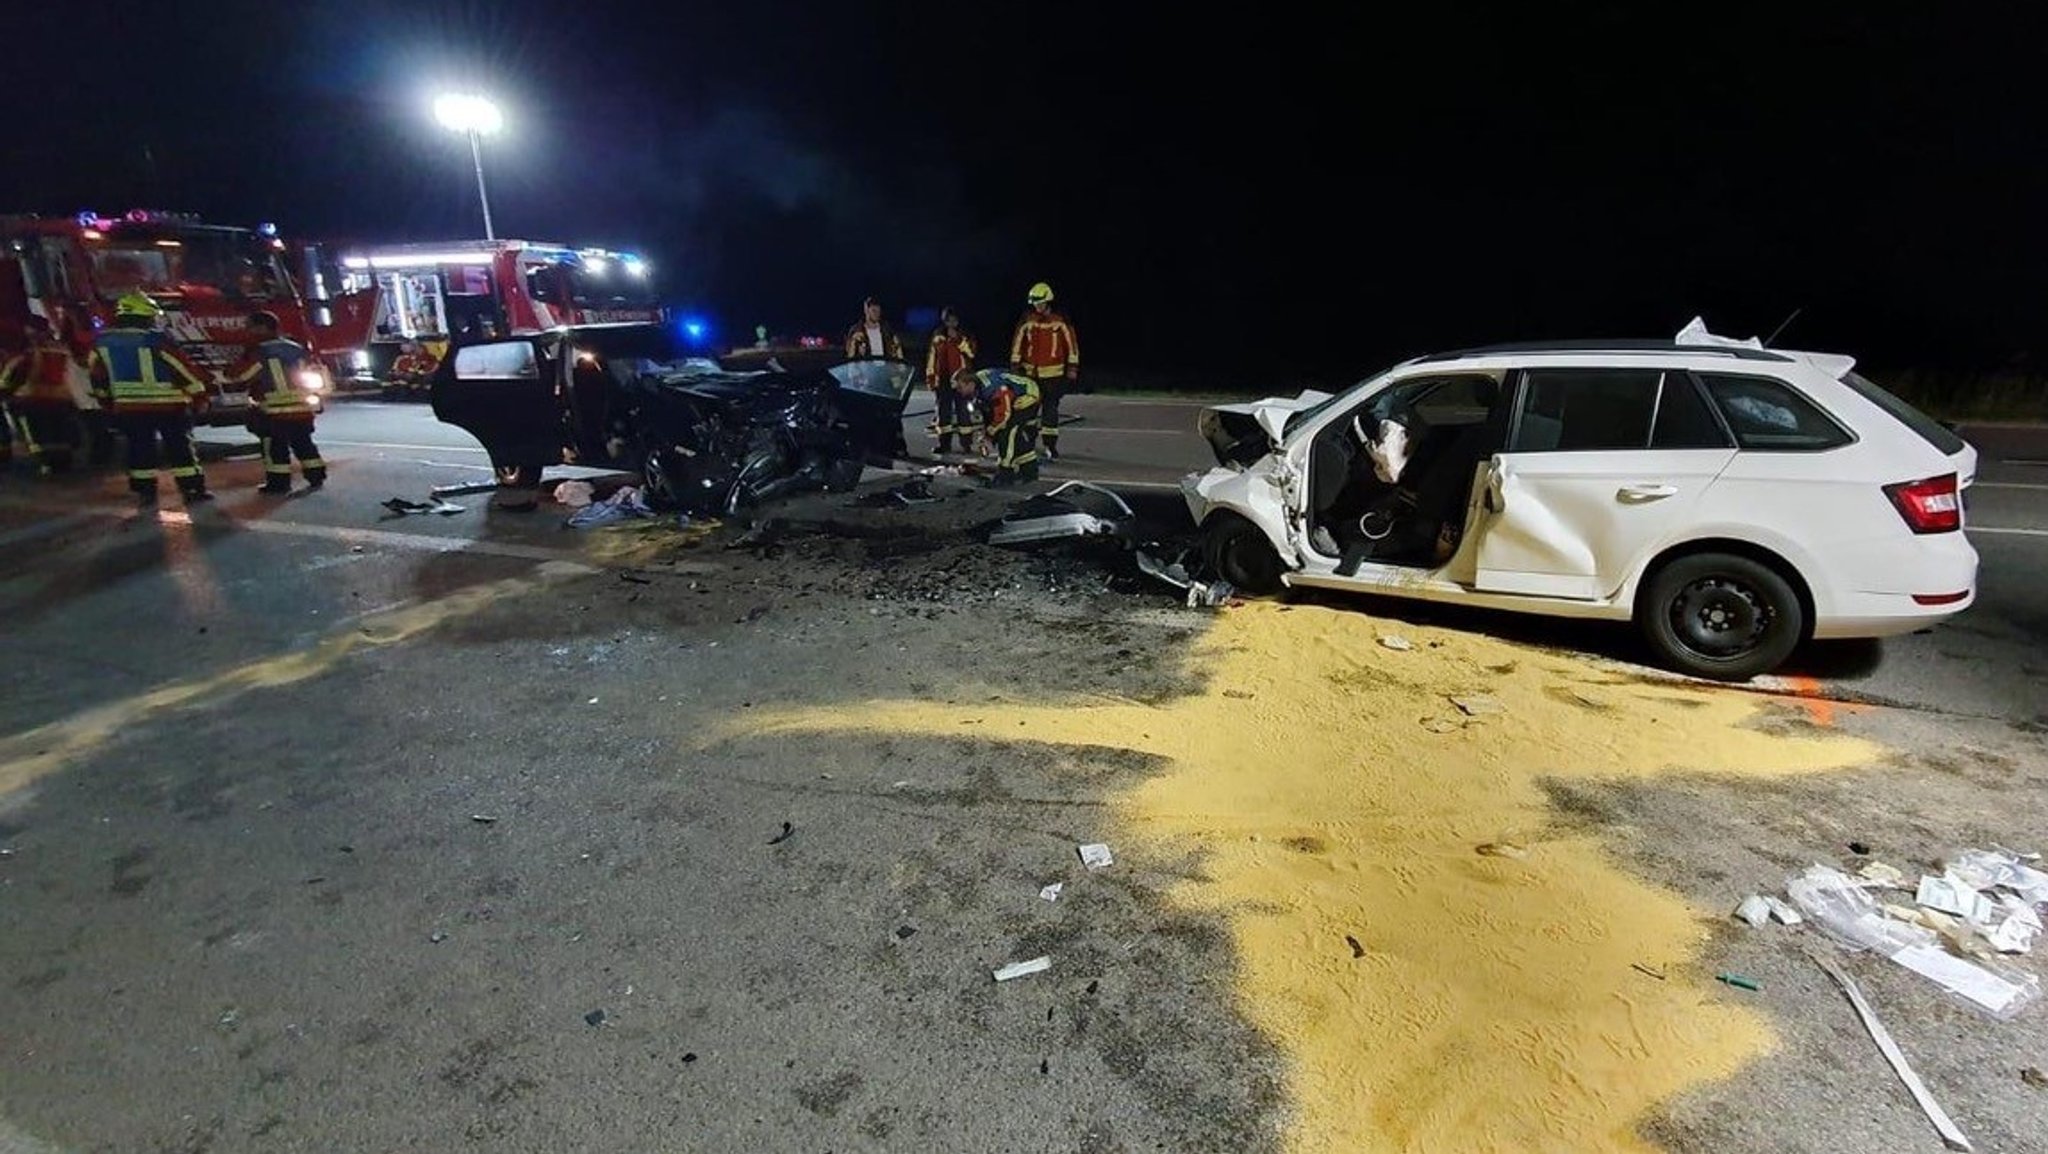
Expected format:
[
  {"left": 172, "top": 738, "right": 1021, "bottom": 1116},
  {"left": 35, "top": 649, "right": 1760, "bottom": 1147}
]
[
  {"left": 89, "top": 327, "right": 210, "bottom": 414},
  {"left": 0, "top": 347, "right": 79, "bottom": 407},
  {"left": 1009, "top": 310, "right": 1078, "bottom": 380},
  {"left": 971, "top": 369, "right": 1040, "bottom": 430},
  {"left": 225, "top": 337, "right": 320, "bottom": 421},
  {"left": 923, "top": 328, "right": 977, "bottom": 389}
]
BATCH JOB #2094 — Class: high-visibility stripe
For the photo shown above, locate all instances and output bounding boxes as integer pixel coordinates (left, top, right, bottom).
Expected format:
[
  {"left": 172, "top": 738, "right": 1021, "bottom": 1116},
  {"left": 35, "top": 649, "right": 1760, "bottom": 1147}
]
[
  {"left": 128, "top": 469, "right": 156, "bottom": 480},
  {"left": 170, "top": 465, "right": 202, "bottom": 478}
]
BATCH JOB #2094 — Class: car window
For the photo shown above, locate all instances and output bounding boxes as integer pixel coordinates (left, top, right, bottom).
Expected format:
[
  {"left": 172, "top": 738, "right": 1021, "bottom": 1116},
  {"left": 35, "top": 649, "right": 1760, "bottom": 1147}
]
[
  {"left": 1698, "top": 373, "right": 1851, "bottom": 450},
  {"left": 1839, "top": 370, "right": 1967, "bottom": 456},
  {"left": 1398, "top": 373, "right": 1504, "bottom": 426},
  {"left": 453, "top": 341, "right": 539, "bottom": 379},
  {"left": 1510, "top": 368, "right": 1661, "bottom": 452},
  {"left": 1650, "top": 371, "right": 1734, "bottom": 450}
]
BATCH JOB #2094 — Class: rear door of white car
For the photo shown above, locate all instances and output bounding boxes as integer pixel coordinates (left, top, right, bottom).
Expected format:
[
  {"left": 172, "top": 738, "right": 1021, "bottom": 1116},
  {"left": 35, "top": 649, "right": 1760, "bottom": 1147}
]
[{"left": 1471, "top": 367, "right": 1736, "bottom": 599}]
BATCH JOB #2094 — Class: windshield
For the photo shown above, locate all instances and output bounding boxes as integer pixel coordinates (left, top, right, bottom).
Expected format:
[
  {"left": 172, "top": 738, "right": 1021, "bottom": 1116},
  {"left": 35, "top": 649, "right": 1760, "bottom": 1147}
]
[
  {"left": 1283, "top": 366, "right": 1400, "bottom": 438},
  {"left": 565, "top": 264, "right": 659, "bottom": 309},
  {"left": 88, "top": 228, "right": 291, "bottom": 302}
]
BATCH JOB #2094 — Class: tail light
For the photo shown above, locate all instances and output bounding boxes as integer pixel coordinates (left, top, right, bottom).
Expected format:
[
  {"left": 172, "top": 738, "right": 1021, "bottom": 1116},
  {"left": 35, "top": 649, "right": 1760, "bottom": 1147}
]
[{"left": 1883, "top": 473, "right": 1961, "bottom": 534}]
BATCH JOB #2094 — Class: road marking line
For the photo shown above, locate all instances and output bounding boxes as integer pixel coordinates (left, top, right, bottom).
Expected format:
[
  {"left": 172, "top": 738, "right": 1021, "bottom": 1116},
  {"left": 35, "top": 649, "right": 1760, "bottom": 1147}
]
[
  {"left": 1968, "top": 526, "right": 2048, "bottom": 537},
  {"left": 230, "top": 518, "right": 718, "bottom": 569},
  {"left": 314, "top": 440, "right": 490, "bottom": 453},
  {"left": 1972, "top": 482, "right": 2048, "bottom": 491}
]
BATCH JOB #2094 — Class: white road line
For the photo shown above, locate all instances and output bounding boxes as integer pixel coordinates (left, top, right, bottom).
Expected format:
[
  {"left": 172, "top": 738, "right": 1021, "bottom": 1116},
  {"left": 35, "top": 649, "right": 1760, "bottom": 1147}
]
[
  {"left": 315, "top": 440, "right": 490, "bottom": 454},
  {"left": 1968, "top": 526, "right": 2048, "bottom": 538},
  {"left": 1973, "top": 482, "right": 2048, "bottom": 492}
]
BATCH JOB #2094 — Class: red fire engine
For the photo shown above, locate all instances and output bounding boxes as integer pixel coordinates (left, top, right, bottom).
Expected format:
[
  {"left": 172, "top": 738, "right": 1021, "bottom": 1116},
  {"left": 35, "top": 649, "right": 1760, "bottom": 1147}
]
[
  {"left": 331, "top": 239, "right": 665, "bottom": 383},
  {"left": 0, "top": 210, "right": 377, "bottom": 423}
]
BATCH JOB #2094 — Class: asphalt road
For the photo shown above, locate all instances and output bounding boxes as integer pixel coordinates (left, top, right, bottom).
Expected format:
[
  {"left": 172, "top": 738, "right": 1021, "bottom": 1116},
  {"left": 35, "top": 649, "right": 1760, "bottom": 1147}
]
[
  {"left": 214, "top": 396, "right": 2048, "bottom": 724},
  {"left": 1, "top": 396, "right": 2044, "bottom": 1152}
]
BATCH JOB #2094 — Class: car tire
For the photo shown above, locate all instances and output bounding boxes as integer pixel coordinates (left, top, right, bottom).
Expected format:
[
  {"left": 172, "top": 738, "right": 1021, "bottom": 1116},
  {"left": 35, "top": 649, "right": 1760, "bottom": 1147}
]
[
  {"left": 491, "top": 462, "right": 544, "bottom": 511},
  {"left": 1638, "top": 552, "right": 1804, "bottom": 681},
  {"left": 639, "top": 448, "right": 683, "bottom": 509},
  {"left": 1203, "top": 514, "right": 1285, "bottom": 595}
]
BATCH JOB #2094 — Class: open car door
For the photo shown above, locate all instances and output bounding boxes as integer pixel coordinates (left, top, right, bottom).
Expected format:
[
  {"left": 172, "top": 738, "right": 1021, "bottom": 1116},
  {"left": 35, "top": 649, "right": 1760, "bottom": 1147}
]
[
  {"left": 825, "top": 358, "right": 919, "bottom": 463},
  {"left": 430, "top": 337, "right": 567, "bottom": 472}
]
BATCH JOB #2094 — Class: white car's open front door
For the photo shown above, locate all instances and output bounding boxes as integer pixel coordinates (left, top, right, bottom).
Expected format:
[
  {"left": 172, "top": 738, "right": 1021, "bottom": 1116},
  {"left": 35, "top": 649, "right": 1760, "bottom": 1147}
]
[{"left": 1469, "top": 448, "right": 1735, "bottom": 600}]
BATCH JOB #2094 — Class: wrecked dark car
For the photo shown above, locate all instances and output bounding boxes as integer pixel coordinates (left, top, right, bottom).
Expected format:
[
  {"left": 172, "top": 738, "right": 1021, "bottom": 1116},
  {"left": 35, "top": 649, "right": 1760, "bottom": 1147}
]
[{"left": 430, "top": 323, "right": 918, "bottom": 513}]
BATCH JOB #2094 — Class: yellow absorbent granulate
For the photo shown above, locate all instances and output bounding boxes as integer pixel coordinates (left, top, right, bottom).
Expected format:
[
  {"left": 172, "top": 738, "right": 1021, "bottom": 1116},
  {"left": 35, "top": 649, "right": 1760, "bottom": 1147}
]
[{"left": 747, "top": 600, "right": 1878, "bottom": 1153}]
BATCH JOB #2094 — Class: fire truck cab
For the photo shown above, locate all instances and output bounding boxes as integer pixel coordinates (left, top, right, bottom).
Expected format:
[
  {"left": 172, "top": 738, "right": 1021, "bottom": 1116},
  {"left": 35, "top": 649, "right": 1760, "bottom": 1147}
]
[
  {"left": 335, "top": 240, "right": 664, "bottom": 385},
  {"left": 0, "top": 210, "right": 377, "bottom": 425}
]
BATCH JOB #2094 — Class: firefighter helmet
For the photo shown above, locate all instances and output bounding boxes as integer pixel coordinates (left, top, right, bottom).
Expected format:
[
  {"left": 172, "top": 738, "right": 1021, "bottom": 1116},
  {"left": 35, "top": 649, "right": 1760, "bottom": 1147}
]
[
  {"left": 114, "top": 292, "right": 162, "bottom": 319},
  {"left": 1026, "top": 282, "right": 1054, "bottom": 305}
]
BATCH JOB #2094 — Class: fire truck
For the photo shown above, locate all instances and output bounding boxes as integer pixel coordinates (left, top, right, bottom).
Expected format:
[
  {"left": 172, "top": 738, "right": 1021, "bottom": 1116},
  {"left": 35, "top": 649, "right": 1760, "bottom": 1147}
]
[
  {"left": 331, "top": 239, "right": 665, "bottom": 386},
  {"left": 0, "top": 210, "right": 378, "bottom": 424}
]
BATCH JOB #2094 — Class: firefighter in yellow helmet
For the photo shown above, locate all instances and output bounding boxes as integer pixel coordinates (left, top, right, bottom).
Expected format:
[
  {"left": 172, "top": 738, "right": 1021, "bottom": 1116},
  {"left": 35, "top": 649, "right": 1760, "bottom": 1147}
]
[
  {"left": 1008, "top": 282, "right": 1077, "bottom": 460},
  {"left": 88, "top": 293, "right": 215, "bottom": 505}
]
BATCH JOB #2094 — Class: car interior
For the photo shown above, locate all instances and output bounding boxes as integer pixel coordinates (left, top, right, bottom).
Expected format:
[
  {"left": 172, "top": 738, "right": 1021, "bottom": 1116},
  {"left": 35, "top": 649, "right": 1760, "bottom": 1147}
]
[{"left": 1305, "top": 372, "right": 1510, "bottom": 572}]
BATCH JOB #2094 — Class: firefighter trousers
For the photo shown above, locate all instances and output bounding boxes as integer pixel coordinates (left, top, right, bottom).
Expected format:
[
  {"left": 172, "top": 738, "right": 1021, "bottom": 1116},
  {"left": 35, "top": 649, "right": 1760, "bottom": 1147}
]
[
  {"left": 116, "top": 412, "right": 207, "bottom": 498},
  {"left": 258, "top": 417, "right": 326, "bottom": 490},
  {"left": 993, "top": 412, "right": 1041, "bottom": 481},
  {"left": 10, "top": 403, "right": 78, "bottom": 473},
  {"left": 933, "top": 386, "right": 971, "bottom": 451},
  {"left": 1036, "top": 376, "right": 1067, "bottom": 453}
]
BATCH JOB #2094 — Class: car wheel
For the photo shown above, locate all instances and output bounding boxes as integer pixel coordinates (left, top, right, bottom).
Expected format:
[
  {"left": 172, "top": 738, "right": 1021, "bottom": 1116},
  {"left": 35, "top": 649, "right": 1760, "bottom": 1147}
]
[
  {"left": 1639, "top": 552, "right": 1804, "bottom": 681},
  {"left": 494, "top": 462, "right": 544, "bottom": 489},
  {"left": 640, "top": 448, "right": 682, "bottom": 509},
  {"left": 1203, "top": 514, "right": 1285, "bottom": 595}
]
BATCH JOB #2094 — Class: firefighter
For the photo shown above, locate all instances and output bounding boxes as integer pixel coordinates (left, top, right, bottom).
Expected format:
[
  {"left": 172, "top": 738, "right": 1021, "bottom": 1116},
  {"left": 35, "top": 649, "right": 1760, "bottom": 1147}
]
[
  {"left": 224, "top": 311, "right": 327, "bottom": 494},
  {"left": 923, "top": 306, "right": 977, "bottom": 454},
  {"left": 844, "top": 297, "right": 904, "bottom": 359},
  {"left": 956, "top": 367, "right": 1040, "bottom": 486},
  {"left": 1008, "top": 282, "right": 1078, "bottom": 460},
  {"left": 89, "top": 293, "right": 214, "bottom": 505},
  {"left": 389, "top": 340, "right": 440, "bottom": 394},
  {"left": 0, "top": 317, "right": 84, "bottom": 474}
]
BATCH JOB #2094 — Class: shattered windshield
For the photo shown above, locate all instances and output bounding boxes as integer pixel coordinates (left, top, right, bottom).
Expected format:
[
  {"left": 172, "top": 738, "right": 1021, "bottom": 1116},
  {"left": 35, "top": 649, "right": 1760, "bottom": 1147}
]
[
  {"left": 88, "top": 228, "right": 290, "bottom": 301},
  {"left": 828, "top": 358, "right": 917, "bottom": 402}
]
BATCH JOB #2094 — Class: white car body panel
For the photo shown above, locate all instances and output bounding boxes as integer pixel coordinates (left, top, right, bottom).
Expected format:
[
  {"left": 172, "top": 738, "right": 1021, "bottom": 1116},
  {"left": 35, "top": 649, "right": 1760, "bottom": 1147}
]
[{"left": 1188, "top": 329, "right": 1981, "bottom": 652}]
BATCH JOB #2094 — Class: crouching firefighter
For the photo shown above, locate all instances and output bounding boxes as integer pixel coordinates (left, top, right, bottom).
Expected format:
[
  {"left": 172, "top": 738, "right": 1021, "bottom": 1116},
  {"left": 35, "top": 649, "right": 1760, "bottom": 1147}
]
[
  {"left": 90, "top": 293, "right": 215, "bottom": 505},
  {"left": 955, "top": 367, "right": 1040, "bottom": 486},
  {"left": 1, "top": 316, "right": 82, "bottom": 474},
  {"left": 225, "top": 311, "right": 327, "bottom": 494}
]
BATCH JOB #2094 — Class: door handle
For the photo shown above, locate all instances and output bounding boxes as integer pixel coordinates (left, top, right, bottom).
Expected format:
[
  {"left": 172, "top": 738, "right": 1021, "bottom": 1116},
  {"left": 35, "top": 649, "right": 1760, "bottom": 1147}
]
[{"left": 1617, "top": 483, "right": 1679, "bottom": 503}]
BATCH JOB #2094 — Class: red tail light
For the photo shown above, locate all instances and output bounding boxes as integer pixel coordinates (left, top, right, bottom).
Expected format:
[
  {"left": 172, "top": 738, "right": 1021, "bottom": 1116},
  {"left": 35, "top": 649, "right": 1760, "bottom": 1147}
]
[{"left": 1883, "top": 473, "right": 1961, "bottom": 534}]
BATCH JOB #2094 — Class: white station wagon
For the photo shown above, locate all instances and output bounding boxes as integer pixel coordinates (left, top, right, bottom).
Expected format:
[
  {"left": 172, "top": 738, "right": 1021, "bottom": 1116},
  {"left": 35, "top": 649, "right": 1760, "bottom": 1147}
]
[{"left": 1184, "top": 323, "right": 1979, "bottom": 679}]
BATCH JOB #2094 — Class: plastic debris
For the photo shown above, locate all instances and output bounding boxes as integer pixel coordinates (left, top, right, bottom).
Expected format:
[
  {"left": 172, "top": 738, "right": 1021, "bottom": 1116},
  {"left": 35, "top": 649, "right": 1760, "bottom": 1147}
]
[
  {"left": 767, "top": 821, "right": 795, "bottom": 846},
  {"left": 1857, "top": 860, "right": 1909, "bottom": 888},
  {"left": 1039, "top": 882, "right": 1064, "bottom": 902},
  {"left": 993, "top": 956, "right": 1052, "bottom": 982},
  {"left": 1890, "top": 942, "right": 2038, "bottom": 1020},
  {"left": 584, "top": 1009, "right": 607, "bottom": 1027},
  {"left": 1715, "top": 972, "right": 1760, "bottom": 992},
  {"left": 1946, "top": 848, "right": 2048, "bottom": 905},
  {"left": 469, "top": 814, "right": 498, "bottom": 825},
  {"left": 2023, "top": 1067, "right": 2048, "bottom": 1090},
  {"left": 429, "top": 930, "right": 448, "bottom": 944},
  {"left": 566, "top": 485, "right": 654, "bottom": 529},
  {"left": 1786, "top": 864, "right": 1937, "bottom": 955},
  {"left": 1420, "top": 718, "right": 1460, "bottom": 734},
  {"left": 554, "top": 480, "right": 596, "bottom": 508},
  {"left": 1378, "top": 635, "right": 1413, "bottom": 652},
  {"left": 1734, "top": 894, "right": 1773, "bottom": 927},
  {"left": 1077, "top": 843, "right": 1114, "bottom": 871},
  {"left": 895, "top": 925, "right": 917, "bottom": 941},
  {"left": 382, "top": 496, "right": 466, "bottom": 516},
  {"left": 1982, "top": 897, "right": 2042, "bottom": 955},
  {"left": 430, "top": 479, "right": 499, "bottom": 498},
  {"left": 1811, "top": 950, "right": 1974, "bottom": 1152},
  {"left": 1764, "top": 896, "right": 1805, "bottom": 925},
  {"left": 1631, "top": 963, "right": 1668, "bottom": 981},
  {"left": 1345, "top": 934, "right": 1366, "bottom": 958},
  {"left": 1451, "top": 695, "right": 1506, "bottom": 717},
  {"left": 1916, "top": 874, "right": 1996, "bottom": 922}
]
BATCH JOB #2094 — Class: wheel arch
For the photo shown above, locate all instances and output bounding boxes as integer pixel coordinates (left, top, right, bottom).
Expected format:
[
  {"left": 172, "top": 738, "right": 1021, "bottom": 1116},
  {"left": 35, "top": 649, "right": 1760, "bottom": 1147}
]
[{"left": 1633, "top": 537, "right": 1817, "bottom": 642}]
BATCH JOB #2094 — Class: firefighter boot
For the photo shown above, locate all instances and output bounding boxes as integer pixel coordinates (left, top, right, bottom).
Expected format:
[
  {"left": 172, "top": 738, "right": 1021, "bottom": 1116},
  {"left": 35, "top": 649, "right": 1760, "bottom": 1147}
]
[{"left": 180, "top": 477, "right": 215, "bottom": 504}]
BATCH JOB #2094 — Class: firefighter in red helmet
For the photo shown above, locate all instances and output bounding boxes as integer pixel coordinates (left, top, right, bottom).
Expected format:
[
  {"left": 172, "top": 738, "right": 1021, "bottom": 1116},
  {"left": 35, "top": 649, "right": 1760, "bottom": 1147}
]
[{"left": 1008, "top": 282, "right": 1077, "bottom": 460}]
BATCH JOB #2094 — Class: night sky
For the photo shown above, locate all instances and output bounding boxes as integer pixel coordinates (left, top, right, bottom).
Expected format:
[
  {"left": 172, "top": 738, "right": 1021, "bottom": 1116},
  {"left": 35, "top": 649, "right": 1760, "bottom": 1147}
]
[{"left": 8, "top": 3, "right": 2042, "bottom": 383}]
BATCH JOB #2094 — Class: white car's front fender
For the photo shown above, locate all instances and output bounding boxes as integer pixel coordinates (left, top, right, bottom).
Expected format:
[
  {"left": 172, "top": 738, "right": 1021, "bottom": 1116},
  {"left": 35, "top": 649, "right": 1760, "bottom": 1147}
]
[{"left": 1182, "top": 466, "right": 1301, "bottom": 569}]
